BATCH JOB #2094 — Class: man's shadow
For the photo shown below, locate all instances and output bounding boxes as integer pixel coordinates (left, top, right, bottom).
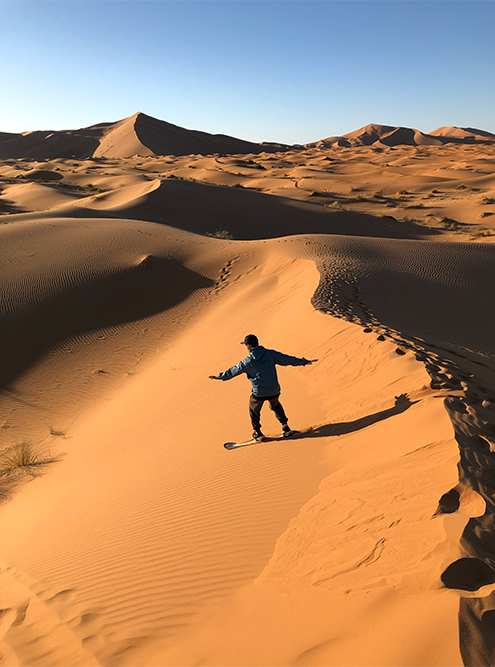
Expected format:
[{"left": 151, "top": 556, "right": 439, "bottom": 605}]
[{"left": 295, "top": 393, "right": 416, "bottom": 440}]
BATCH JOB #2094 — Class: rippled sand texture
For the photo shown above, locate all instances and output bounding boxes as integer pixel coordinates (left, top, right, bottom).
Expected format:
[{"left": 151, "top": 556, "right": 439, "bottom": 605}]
[{"left": 1, "top": 117, "right": 495, "bottom": 666}]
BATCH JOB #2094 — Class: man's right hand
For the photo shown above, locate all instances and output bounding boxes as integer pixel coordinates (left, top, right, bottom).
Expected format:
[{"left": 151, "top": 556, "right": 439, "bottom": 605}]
[
  {"left": 306, "top": 359, "right": 318, "bottom": 365},
  {"left": 209, "top": 375, "right": 221, "bottom": 380}
]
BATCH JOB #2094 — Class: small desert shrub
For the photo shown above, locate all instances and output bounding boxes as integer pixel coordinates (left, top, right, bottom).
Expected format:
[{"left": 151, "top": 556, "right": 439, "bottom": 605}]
[
  {"left": 397, "top": 189, "right": 409, "bottom": 195},
  {"left": 232, "top": 183, "right": 244, "bottom": 188},
  {"left": 327, "top": 201, "right": 344, "bottom": 209},
  {"left": 470, "top": 227, "right": 493, "bottom": 238},
  {"left": 439, "top": 217, "right": 461, "bottom": 231},
  {"left": 246, "top": 161, "right": 266, "bottom": 170},
  {"left": 83, "top": 184, "right": 105, "bottom": 195},
  {"left": 480, "top": 197, "right": 495, "bottom": 205},
  {"left": 0, "top": 442, "right": 55, "bottom": 478},
  {"left": 206, "top": 229, "right": 234, "bottom": 240}
]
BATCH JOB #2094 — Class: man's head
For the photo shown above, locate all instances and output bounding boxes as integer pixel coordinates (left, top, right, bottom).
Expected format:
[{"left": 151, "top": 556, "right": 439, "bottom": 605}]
[{"left": 241, "top": 334, "right": 259, "bottom": 350}]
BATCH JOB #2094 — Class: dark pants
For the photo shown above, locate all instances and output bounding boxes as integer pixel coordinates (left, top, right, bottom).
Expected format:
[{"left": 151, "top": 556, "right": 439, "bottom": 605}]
[{"left": 249, "top": 393, "right": 288, "bottom": 432}]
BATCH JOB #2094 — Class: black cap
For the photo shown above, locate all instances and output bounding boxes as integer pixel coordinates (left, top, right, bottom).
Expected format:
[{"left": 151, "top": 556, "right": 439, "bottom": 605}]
[{"left": 240, "top": 334, "right": 259, "bottom": 347}]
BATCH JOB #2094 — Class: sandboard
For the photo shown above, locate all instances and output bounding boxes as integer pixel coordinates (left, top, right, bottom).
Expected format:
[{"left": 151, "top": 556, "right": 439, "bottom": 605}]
[{"left": 224, "top": 429, "right": 312, "bottom": 450}]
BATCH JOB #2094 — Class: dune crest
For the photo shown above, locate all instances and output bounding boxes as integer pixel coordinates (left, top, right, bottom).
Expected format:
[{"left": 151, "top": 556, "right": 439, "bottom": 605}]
[
  {"left": 0, "top": 112, "right": 288, "bottom": 160},
  {"left": 2, "top": 115, "right": 495, "bottom": 161},
  {"left": 309, "top": 123, "right": 444, "bottom": 148},
  {"left": 430, "top": 126, "right": 495, "bottom": 143}
]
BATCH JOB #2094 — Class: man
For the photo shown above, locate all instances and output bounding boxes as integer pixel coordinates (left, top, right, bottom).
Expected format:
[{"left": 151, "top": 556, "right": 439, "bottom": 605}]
[{"left": 209, "top": 334, "right": 317, "bottom": 442}]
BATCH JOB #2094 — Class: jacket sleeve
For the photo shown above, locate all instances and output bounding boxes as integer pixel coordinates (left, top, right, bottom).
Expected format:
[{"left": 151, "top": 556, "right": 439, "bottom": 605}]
[
  {"left": 218, "top": 357, "right": 251, "bottom": 380},
  {"left": 272, "top": 350, "right": 309, "bottom": 367}
]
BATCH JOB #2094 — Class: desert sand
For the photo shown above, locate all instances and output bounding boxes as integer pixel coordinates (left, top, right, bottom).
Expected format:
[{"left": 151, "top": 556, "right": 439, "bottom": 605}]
[{"left": 1, "top": 114, "right": 495, "bottom": 666}]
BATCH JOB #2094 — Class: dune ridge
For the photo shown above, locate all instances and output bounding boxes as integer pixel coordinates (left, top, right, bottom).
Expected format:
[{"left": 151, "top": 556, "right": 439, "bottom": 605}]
[
  {"left": 0, "top": 112, "right": 287, "bottom": 160},
  {"left": 307, "top": 123, "right": 495, "bottom": 149},
  {"left": 308, "top": 123, "right": 444, "bottom": 148},
  {"left": 430, "top": 126, "right": 495, "bottom": 143},
  {"left": 1, "top": 114, "right": 495, "bottom": 162}
]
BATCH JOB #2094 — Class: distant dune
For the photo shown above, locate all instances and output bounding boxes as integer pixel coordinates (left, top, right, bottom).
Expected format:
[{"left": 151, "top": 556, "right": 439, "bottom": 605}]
[
  {"left": 307, "top": 122, "right": 495, "bottom": 148},
  {"left": 430, "top": 126, "right": 495, "bottom": 143},
  {"left": 1, "top": 115, "right": 495, "bottom": 160},
  {"left": 0, "top": 112, "right": 288, "bottom": 160},
  {"left": 93, "top": 112, "right": 290, "bottom": 158}
]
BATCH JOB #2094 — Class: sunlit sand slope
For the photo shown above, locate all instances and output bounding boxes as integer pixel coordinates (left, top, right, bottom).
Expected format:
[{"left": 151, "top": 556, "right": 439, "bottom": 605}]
[{"left": 1, "top": 196, "right": 495, "bottom": 667}]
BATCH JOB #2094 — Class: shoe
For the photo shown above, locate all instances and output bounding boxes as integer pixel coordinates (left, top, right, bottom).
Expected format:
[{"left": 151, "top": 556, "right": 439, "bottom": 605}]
[
  {"left": 282, "top": 424, "right": 294, "bottom": 437},
  {"left": 252, "top": 431, "right": 266, "bottom": 442}
]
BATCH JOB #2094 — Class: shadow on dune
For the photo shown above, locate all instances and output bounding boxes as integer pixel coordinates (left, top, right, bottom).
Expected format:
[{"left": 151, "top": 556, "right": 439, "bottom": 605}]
[
  {"left": 459, "top": 595, "right": 495, "bottom": 666},
  {"left": 443, "top": 397, "right": 495, "bottom": 666},
  {"left": 311, "top": 239, "right": 495, "bottom": 379},
  {"left": 298, "top": 393, "right": 416, "bottom": 440},
  {"left": 304, "top": 394, "right": 416, "bottom": 439},
  {"left": 133, "top": 111, "right": 286, "bottom": 157},
  {"left": 255, "top": 394, "right": 415, "bottom": 448},
  {"left": 0, "top": 256, "right": 213, "bottom": 391},
  {"left": 70, "top": 179, "right": 438, "bottom": 241}
]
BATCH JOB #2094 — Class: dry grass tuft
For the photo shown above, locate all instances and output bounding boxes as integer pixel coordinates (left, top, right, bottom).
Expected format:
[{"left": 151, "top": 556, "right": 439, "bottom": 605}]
[
  {"left": 470, "top": 226, "right": 493, "bottom": 238},
  {"left": 0, "top": 442, "right": 59, "bottom": 481},
  {"left": 205, "top": 229, "right": 234, "bottom": 240},
  {"left": 439, "top": 217, "right": 463, "bottom": 232}
]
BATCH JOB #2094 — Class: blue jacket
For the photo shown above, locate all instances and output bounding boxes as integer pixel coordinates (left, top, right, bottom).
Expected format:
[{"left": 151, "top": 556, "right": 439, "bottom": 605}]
[{"left": 218, "top": 345, "right": 309, "bottom": 398}]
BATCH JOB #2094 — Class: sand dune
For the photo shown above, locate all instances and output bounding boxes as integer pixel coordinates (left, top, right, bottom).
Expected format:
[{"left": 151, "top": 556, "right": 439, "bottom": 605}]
[
  {"left": 0, "top": 129, "right": 101, "bottom": 160},
  {"left": 56, "top": 178, "right": 435, "bottom": 240},
  {"left": 430, "top": 126, "right": 495, "bottom": 143},
  {"left": 3, "top": 116, "right": 495, "bottom": 163},
  {"left": 94, "top": 112, "right": 288, "bottom": 158},
  {"left": 308, "top": 123, "right": 494, "bottom": 149},
  {"left": 1, "top": 128, "right": 495, "bottom": 666},
  {"left": 0, "top": 113, "right": 287, "bottom": 160}
]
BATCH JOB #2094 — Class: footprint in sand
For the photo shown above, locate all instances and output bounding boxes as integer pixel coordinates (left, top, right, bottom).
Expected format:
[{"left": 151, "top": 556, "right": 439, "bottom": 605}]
[
  {"left": 433, "top": 483, "right": 485, "bottom": 518},
  {"left": 441, "top": 558, "right": 495, "bottom": 592}
]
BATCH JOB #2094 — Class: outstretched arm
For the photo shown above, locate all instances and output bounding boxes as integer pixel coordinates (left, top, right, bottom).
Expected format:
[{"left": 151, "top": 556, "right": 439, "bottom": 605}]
[
  {"left": 272, "top": 350, "right": 318, "bottom": 367},
  {"left": 209, "top": 357, "right": 250, "bottom": 380}
]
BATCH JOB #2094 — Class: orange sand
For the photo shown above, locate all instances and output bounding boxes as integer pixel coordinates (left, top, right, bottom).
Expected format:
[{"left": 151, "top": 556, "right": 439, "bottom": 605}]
[{"left": 1, "top": 116, "right": 495, "bottom": 666}]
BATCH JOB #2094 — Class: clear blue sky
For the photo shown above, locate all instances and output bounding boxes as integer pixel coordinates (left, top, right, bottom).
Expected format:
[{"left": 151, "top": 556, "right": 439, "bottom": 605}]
[{"left": 1, "top": 1, "right": 494, "bottom": 144}]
